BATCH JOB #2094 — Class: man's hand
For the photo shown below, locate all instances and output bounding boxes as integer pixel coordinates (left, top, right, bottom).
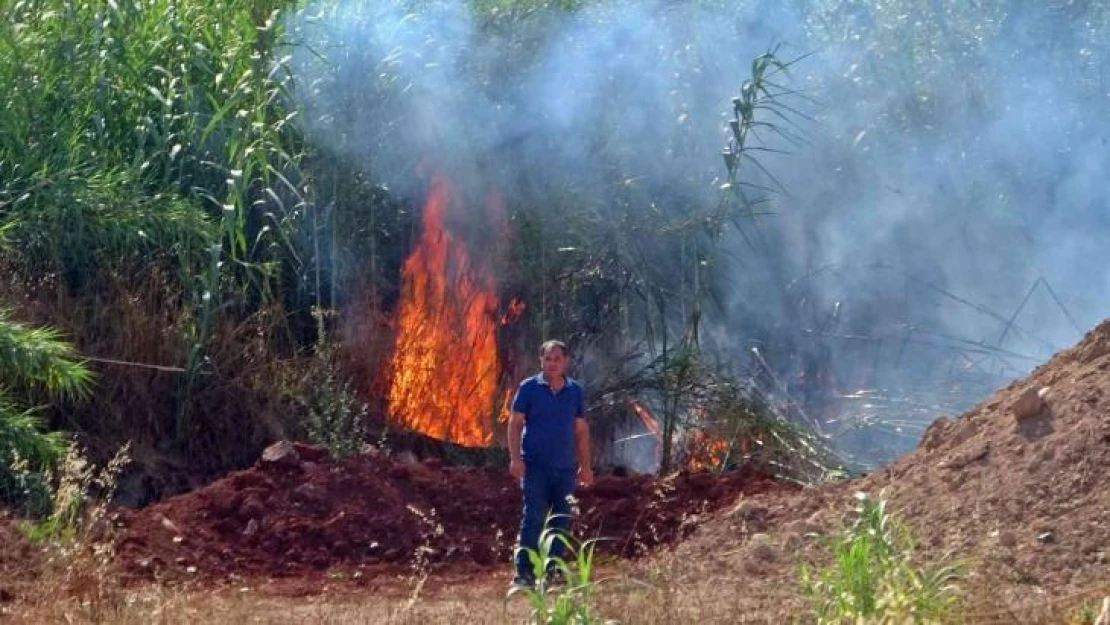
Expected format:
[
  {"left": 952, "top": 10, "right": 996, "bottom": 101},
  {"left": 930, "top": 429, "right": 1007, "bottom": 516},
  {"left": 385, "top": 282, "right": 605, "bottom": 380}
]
[
  {"left": 574, "top": 417, "right": 592, "bottom": 488},
  {"left": 509, "top": 458, "right": 525, "bottom": 480},
  {"left": 577, "top": 467, "right": 594, "bottom": 488},
  {"left": 508, "top": 411, "right": 526, "bottom": 481}
]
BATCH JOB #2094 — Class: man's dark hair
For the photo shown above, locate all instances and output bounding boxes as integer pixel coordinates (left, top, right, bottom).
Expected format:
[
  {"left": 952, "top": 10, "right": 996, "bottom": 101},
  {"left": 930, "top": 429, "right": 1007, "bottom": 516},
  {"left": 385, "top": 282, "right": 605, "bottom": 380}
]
[{"left": 539, "top": 339, "right": 570, "bottom": 358}]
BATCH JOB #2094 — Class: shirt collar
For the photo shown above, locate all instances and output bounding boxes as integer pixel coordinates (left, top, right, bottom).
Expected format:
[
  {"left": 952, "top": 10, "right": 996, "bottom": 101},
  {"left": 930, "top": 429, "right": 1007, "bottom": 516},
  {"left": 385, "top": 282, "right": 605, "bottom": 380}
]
[{"left": 536, "top": 372, "right": 572, "bottom": 387}]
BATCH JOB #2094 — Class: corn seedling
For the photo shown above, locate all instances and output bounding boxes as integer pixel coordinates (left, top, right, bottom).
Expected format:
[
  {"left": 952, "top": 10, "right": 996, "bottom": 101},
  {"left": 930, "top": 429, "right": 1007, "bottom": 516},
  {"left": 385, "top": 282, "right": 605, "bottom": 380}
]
[{"left": 508, "top": 515, "right": 614, "bottom": 625}]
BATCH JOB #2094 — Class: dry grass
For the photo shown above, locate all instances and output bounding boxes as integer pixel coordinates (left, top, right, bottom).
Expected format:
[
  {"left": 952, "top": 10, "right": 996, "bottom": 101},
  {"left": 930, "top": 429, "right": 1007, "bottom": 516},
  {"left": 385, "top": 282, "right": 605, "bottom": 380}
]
[
  {"left": 5, "top": 570, "right": 796, "bottom": 625},
  {"left": 3, "top": 467, "right": 1104, "bottom": 625},
  {"left": 3, "top": 521, "right": 798, "bottom": 625},
  {"left": 7, "top": 582, "right": 522, "bottom": 625},
  {"left": 5, "top": 582, "right": 1096, "bottom": 625},
  {"left": 4, "top": 543, "right": 1106, "bottom": 624}
]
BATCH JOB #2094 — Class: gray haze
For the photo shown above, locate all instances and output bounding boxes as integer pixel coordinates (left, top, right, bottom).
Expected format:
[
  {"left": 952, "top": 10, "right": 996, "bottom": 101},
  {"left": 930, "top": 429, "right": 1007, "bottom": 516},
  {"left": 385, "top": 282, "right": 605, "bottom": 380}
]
[{"left": 289, "top": 0, "right": 1110, "bottom": 465}]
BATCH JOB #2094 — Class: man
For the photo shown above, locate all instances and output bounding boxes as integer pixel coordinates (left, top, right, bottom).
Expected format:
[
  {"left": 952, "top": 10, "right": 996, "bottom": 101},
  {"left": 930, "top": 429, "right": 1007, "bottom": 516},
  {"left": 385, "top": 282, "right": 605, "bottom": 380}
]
[{"left": 508, "top": 339, "right": 593, "bottom": 588}]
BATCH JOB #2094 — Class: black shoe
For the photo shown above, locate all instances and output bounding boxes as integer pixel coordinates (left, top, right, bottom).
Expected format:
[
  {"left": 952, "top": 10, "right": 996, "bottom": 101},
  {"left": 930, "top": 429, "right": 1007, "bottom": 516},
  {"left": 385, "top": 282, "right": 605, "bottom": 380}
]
[
  {"left": 544, "top": 569, "right": 566, "bottom": 587},
  {"left": 510, "top": 575, "right": 536, "bottom": 591}
]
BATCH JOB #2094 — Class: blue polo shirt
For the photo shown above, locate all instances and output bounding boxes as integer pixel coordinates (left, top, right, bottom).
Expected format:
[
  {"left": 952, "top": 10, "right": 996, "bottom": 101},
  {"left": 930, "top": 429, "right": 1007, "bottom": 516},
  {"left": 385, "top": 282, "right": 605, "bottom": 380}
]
[{"left": 512, "top": 373, "right": 585, "bottom": 469}]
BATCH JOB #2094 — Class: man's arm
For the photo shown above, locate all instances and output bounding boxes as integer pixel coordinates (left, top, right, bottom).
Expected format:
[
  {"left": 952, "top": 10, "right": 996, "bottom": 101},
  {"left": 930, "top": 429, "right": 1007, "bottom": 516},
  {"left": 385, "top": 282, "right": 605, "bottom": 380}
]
[
  {"left": 508, "top": 411, "right": 525, "bottom": 479},
  {"left": 574, "top": 417, "right": 593, "bottom": 486}
]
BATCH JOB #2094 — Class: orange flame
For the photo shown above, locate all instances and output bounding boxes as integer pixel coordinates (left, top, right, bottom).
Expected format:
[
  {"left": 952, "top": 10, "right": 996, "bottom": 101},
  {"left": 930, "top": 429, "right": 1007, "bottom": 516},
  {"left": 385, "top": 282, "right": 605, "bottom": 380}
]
[
  {"left": 686, "top": 430, "right": 729, "bottom": 472},
  {"left": 497, "top": 387, "right": 515, "bottom": 424},
  {"left": 501, "top": 298, "right": 527, "bottom": 326},
  {"left": 629, "top": 399, "right": 731, "bottom": 472},
  {"left": 387, "top": 174, "right": 503, "bottom": 446},
  {"left": 628, "top": 399, "right": 663, "bottom": 467},
  {"left": 629, "top": 399, "right": 663, "bottom": 439}
]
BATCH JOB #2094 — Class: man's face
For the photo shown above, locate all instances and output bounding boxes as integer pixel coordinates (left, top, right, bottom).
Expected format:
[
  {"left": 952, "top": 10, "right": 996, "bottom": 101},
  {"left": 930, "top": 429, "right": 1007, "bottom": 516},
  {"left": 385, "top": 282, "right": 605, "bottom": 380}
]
[{"left": 540, "top": 347, "right": 568, "bottom": 379}]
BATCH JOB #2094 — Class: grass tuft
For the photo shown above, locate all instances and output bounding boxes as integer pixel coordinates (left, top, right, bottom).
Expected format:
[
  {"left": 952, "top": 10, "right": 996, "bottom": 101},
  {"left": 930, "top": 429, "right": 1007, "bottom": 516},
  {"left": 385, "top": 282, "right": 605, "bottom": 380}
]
[{"left": 800, "top": 490, "right": 963, "bottom": 624}]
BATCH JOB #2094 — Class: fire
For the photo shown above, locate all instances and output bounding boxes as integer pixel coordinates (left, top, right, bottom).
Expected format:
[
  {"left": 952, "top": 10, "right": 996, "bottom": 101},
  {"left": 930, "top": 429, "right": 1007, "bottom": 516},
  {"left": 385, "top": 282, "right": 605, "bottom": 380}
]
[
  {"left": 684, "top": 406, "right": 731, "bottom": 472},
  {"left": 629, "top": 399, "right": 663, "bottom": 442},
  {"left": 628, "top": 399, "right": 663, "bottom": 467},
  {"left": 386, "top": 174, "right": 504, "bottom": 446},
  {"left": 686, "top": 430, "right": 730, "bottom": 472},
  {"left": 501, "top": 297, "right": 527, "bottom": 326},
  {"left": 627, "top": 399, "right": 729, "bottom": 471}
]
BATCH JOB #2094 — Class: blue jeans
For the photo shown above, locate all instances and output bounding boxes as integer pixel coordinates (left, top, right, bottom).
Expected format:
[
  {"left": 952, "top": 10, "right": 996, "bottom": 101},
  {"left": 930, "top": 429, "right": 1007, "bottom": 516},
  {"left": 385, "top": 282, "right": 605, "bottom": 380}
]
[{"left": 515, "top": 464, "right": 577, "bottom": 580}]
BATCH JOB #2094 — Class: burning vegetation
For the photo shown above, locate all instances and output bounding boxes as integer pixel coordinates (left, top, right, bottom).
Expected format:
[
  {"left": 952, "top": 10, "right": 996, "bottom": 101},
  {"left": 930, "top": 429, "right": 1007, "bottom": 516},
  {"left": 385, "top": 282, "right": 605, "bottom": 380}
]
[
  {"left": 386, "top": 175, "right": 508, "bottom": 447},
  {"left": 379, "top": 172, "right": 813, "bottom": 476},
  {"left": 372, "top": 165, "right": 850, "bottom": 479}
]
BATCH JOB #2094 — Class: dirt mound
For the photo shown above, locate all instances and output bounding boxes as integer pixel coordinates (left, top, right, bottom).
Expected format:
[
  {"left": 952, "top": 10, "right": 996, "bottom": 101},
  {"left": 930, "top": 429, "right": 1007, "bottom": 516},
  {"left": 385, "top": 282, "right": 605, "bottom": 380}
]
[
  {"left": 856, "top": 318, "right": 1110, "bottom": 600},
  {"left": 668, "top": 318, "right": 1110, "bottom": 617},
  {"left": 113, "top": 443, "right": 792, "bottom": 584}
]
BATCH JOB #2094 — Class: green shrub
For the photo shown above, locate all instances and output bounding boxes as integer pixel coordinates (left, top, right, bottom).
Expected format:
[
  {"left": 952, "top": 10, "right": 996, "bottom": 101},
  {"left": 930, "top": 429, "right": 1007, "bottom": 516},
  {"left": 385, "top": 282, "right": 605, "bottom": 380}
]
[
  {"left": 27, "top": 441, "right": 131, "bottom": 541},
  {"left": 301, "top": 358, "right": 370, "bottom": 460},
  {"left": 800, "top": 491, "right": 963, "bottom": 624},
  {"left": 0, "top": 309, "right": 91, "bottom": 514}
]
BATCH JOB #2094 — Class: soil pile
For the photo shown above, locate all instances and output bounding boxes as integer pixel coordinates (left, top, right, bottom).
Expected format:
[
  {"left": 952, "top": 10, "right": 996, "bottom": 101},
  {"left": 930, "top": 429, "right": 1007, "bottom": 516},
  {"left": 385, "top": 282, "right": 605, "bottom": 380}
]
[
  {"left": 114, "top": 443, "right": 793, "bottom": 583},
  {"left": 856, "top": 318, "right": 1110, "bottom": 600},
  {"left": 670, "top": 318, "right": 1110, "bottom": 616}
]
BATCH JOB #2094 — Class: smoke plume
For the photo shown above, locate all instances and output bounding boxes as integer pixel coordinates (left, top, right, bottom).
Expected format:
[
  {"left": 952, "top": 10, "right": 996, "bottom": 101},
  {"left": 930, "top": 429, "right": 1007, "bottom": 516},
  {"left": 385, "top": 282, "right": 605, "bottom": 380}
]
[{"left": 289, "top": 0, "right": 1110, "bottom": 465}]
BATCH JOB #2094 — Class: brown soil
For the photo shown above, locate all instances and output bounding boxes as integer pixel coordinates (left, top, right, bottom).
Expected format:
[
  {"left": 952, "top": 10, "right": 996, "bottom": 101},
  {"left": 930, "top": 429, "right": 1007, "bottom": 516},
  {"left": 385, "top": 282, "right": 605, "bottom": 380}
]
[
  {"left": 861, "top": 318, "right": 1110, "bottom": 602},
  {"left": 9, "top": 319, "right": 1110, "bottom": 620},
  {"left": 0, "top": 511, "right": 44, "bottom": 607},
  {"left": 113, "top": 444, "right": 793, "bottom": 586},
  {"left": 670, "top": 318, "right": 1110, "bottom": 618}
]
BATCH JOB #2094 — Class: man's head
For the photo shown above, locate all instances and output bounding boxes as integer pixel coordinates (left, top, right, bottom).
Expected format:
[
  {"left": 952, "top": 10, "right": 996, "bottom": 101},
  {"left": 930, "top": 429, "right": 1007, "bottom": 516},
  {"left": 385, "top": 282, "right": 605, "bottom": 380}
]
[{"left": 539, "top": 340, "right": 570, "bottom": 380}]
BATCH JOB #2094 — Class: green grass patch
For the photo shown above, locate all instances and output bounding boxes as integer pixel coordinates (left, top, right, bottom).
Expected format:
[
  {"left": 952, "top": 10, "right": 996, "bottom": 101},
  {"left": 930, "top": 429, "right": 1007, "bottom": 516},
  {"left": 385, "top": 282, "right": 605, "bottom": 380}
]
[{"left": 801, "top": 491, "right": 963, "bottom": 624}]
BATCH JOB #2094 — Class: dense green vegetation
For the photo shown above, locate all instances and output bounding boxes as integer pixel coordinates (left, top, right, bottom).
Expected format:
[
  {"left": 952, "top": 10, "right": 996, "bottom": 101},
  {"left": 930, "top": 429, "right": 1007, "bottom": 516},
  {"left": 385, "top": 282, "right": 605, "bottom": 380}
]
[
  {"left": 1, "top": 0, "right": 1107, "bottom": 507},
  {"left": 1, "top": 0, "right": 314, "bottom": 504},
  {"left": 0, "top": 310, "right": 91, "bottom": 514}
]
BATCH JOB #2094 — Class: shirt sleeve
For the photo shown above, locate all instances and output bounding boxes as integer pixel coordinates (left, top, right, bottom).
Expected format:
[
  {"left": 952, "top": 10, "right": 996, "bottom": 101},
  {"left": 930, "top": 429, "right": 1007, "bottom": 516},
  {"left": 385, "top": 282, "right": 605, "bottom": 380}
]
[
  {"left": 574, "top": 386, "right": 586, "bottom": 418},
  {"left": 510, "top": 381, "right": 530, "bottom": 414}
]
